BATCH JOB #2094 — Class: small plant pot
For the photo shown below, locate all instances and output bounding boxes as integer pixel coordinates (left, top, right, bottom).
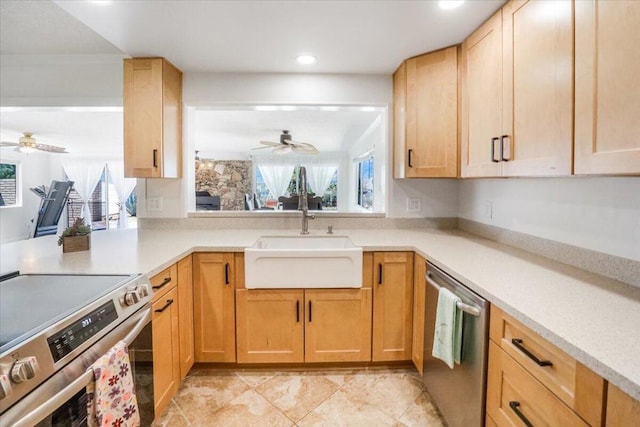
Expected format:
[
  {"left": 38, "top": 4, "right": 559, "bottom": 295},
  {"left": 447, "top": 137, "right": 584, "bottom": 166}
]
[{"left": 62, "top": 235, "right": 91, "bottom": 253}]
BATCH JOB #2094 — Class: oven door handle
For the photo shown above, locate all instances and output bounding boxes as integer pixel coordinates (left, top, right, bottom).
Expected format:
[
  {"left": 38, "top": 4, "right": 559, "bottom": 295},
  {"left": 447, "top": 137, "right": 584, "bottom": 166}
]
[{"left": 11, "top": 307, "right": 152, "bottom": 427}]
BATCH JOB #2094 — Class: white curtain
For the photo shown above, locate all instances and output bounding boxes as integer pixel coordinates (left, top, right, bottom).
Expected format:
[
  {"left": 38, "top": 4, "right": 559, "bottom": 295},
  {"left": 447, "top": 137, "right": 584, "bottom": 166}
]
[
  {"left": 257, "top": 164, "right": 295, "bottom": 200},
  {"left": 307, "top": 165, "right": 337, "bottom": 197},
  {"left": 107, "top": 161, "right": 136, "bottom": 229},
  {"left": 63, "top": 161, "right": 106, "bottom": 229}
]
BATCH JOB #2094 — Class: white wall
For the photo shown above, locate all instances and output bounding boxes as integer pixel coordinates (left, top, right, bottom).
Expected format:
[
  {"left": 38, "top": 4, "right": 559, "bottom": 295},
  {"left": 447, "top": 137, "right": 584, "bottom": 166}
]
[
  {"left": 143, "top": 72, "right": 461, "bottom": 218},
  {"left": 459, "top": 178, "right": 640, "bottom": 261},
  {"left": 0, "top": 152, "right": 53, "bottom": 243}
]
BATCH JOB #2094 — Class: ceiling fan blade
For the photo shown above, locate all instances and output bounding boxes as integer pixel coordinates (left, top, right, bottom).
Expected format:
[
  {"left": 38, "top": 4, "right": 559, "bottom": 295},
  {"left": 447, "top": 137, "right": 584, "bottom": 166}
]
[
  {"left": 35, "top": 143, "right": 68, "bottom": 153},
  {"left": 251, "top": 145, "right": 274, "bottom": 150},
  {"left": 0, "top": 141, "right": 20, "bottom": 147},
  {"left": 293, "top": 142, "right": 319, "bottom": 154},
  {"left": 259, "top": 140, "right": 280, "bottom": 146},
  {"left": 273, "top": 145, "right": 292, "bottom": 155}
]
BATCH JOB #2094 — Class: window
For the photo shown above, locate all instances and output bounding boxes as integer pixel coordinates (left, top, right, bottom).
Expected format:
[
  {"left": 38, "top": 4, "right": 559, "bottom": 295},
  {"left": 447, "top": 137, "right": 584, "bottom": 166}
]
[
  {"left": 255, "top": 165, "right": 338, "bottom": 210},
  {"left": 356, "top": 156, "right": 374, "bottom": 210},
  {"left": 0, "top": 162, "right": 20, "bottom": 207}
]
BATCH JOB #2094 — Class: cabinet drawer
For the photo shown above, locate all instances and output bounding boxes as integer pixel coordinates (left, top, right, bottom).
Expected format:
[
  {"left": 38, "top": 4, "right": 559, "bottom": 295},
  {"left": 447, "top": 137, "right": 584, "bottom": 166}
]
[
  {"left": 489, "top": 306, "right": 605, "bottom": 426},
  {"left": 151, "top": 263, "right": 178, "bottom": 301},
  {"left": 487, "top": 342, "right": 588, "bottom": 427}
]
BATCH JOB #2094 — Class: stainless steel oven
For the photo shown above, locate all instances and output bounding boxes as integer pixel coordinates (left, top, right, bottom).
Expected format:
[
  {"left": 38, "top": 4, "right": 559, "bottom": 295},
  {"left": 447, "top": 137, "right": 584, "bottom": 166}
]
[{"left": 0, "top": 273, "right": 155, "bottom": 426}]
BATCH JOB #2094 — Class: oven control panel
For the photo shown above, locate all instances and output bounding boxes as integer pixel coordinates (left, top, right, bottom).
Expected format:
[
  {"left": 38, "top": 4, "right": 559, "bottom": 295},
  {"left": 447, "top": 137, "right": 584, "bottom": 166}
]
[{"left": 47, "top": 301, "right": 118, "bottom": 362}]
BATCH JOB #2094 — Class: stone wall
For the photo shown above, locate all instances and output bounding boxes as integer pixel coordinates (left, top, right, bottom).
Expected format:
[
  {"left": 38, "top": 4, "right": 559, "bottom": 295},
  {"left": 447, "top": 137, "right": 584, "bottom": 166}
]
[
  {"left": 0, "top": 178, "right": 17, "bottom": 205},
  {"left": 195, "top": 159, "right": 253, "bottom": 210}
]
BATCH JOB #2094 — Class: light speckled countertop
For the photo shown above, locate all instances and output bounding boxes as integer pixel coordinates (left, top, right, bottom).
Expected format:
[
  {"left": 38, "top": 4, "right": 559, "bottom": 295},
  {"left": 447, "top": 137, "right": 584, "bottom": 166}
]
[{"left": 2, "top": 228, "right": 639, "bottom": 400}]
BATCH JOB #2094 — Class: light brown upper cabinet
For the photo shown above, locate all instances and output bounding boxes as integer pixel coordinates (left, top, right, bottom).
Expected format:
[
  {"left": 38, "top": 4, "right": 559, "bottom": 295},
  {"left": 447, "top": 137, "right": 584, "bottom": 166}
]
[
  {"left": 372, "top": 252, "right": 414, "bottom": 361},
  {"left": 124, "top": 57, "right": 182, "bottom": 178},
  {"left": 393, "top": 47, "right": 459, "bottom": 178},
  {"left": 574, "top": 0, "right": 640, "bottom": 175},
  {"left": 193, "top": 253, "right": 236, "bottom": 363},
  {"left": 461, "top": 1, "right": 573, "bottom": 177}
]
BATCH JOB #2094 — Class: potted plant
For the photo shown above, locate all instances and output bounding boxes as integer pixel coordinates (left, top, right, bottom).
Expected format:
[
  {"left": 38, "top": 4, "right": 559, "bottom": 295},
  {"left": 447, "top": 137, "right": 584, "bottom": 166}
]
[{"left": 58, "top": 217, "right": 91, "bottom": 253}]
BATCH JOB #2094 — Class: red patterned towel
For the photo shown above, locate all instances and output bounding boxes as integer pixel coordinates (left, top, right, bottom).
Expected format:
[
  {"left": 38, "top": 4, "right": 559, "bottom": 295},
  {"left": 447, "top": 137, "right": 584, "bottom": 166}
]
[{"left": 87, "top": 340, "right": 140, "bottom": 427}]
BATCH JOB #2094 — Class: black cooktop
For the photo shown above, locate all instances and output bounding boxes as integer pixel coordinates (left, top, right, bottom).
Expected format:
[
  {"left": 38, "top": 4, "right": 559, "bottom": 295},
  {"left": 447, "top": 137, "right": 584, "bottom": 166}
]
[{"left": 0, "top": 273, "right": 134, "bottom": 354}]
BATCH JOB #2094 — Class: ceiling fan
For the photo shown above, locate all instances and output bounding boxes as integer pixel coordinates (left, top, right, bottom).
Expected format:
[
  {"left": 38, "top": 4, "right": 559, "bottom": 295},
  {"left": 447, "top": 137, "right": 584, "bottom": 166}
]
[
  {"left": 253, "top": 130, "right": 319, "bottom": 155},
  {"left": 0, "top": 132, "right": 68, "bottom": 154}
]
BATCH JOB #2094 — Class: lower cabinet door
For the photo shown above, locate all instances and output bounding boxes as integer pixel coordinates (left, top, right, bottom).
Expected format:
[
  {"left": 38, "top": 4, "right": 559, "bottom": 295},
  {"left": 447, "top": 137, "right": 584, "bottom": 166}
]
[
  {"left": 236, "top": 289, "right": 304, "bottom": 363},
  {"left": 152, "top": 286, "right": 180, "bottom": 419},
  {"left": 304, "top": 289, "right": 372, "bottom": 363},
  {"left": 486, "top": 341, "right": 588, "bottom": 427}
]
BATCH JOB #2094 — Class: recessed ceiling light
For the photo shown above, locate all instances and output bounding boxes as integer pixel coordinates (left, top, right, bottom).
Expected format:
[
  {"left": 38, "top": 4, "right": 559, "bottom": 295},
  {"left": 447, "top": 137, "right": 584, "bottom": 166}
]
[
  {"left": 438, "top": 0, "right": 465, "bottom": 10},
  {"left": 296, "top": 55, "right": 317, "bottom": 65}
]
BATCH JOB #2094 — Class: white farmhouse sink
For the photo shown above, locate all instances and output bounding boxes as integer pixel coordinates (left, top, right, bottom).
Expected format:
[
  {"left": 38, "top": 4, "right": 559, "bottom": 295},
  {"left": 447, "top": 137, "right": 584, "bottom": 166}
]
[{"left": 244, "top": 236, "right": 363, "bottom": 289}]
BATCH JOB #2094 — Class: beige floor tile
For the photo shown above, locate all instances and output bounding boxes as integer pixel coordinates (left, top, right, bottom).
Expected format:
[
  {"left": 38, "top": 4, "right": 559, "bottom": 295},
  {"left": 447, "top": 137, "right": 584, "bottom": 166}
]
[
  {"left": 194, "top": 389, "right": 294, "bottom": 427},
  {"left": 256, "top": 373, "right": 340, "bottom": 422},
  {"left": 340, "top": 371, "right": 425, "bottom": 419},
  {"left": 152, "top": 399, "right": 189, "bottom": 427},
  {"left": 398, "top": 391, "right": 446, "bottom": 427},
  {"left": 172, "top": 373, "right": 250, "bottom": 423},
  {"left": 235, "top": 370, "right": 281, "bottom": 387},
  {"left": 298, "top": 389, "right": 399, "bottom": 427}
]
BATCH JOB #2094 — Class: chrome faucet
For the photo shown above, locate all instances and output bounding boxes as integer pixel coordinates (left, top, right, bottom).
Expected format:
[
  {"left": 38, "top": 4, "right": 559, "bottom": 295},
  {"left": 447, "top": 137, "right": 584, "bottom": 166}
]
[{"left": 298, "top": 166, "right": 315, "bottom": 234}]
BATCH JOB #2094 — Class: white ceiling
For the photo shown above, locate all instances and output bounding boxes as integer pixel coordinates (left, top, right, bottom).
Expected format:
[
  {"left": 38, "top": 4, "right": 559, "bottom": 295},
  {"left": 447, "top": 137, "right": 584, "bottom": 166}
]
[
  {"left": 194, "top": 108, "right": 382, "bottom": 156},
  {"left": 53, "top": 0, "right": 505, "bottom": 74},
  {"left": 0, "top": 1, "right": 121, "bottom": 55}
]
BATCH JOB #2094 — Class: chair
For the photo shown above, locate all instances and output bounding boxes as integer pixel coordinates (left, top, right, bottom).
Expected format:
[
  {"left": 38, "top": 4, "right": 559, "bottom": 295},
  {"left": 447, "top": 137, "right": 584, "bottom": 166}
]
[{"left": 277, "top": 195, "right": 323, "bottom": 210}]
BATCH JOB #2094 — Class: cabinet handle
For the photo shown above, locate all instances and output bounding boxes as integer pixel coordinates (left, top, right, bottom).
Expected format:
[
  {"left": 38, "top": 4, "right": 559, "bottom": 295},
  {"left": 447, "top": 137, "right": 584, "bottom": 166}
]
[
  {"left": 491, "top": 137, "right": 500, "bottom": 162},
  {"left": 224, "top": 263, "right": 230, "bottom": 285},
  {"left": 408, "top": 149, "right": 413, "bottom": 168},
  {"left": 152, "top": 277, "right": 171, "bottom": 290},
  {"left": 500, "top": 135, "right": 511, "bottom": 161},
  {"left": 152, "top": 149, "right": 158, "bottom": 168},
  {"left": 308, "top": 301, "right": 312, "bottom": 323},
  {"left": 511, "top": 338, "right": 553, "bottom": 367},
  {"left": 154, "top": 298, "right": 174, "bottom": 313},
  {"left": 378, "top": 263, "right": 383, "bottom": 285},
  {"left": 509, "top": 401, "right": 534, "bottom": 427},
  {"left": 296, "top": 300, "right": 300, "bottom": 323}
]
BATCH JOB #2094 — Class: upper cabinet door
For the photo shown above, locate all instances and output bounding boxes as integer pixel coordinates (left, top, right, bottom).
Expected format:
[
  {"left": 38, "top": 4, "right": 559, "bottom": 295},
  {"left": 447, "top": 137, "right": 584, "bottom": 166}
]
[
  {"left": 124, "top": 58, "right": 182, "bottom": 178},
  {"left": 575, "top": 0, "right": 640, "bottom": 175},
  {"left": 393, "top": 62, "right": 407, "bottom": 179},
  {"left": 405, "top": 47, "right": 459, "bottom": 178},
  {"left": 461, "top": 12, "right": 503, "bottom": 177},
  {"left": 501, "top": 0, "right": 573, "bottom": 177}
]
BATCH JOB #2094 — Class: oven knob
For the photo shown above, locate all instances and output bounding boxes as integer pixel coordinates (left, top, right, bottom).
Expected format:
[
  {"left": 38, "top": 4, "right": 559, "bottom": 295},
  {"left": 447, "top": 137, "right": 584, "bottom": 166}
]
[
  {"left": 0, "top": 374, "right": 13, "bottom": 400},
  {"left": 124, "top": 290, "right": 140, "bottom": 306},
  {"left": 136, "top": 284, "right": 150, "bottom": 298},
  {"left": 10, "top": 356, "right": 39, "bottom": 383}
]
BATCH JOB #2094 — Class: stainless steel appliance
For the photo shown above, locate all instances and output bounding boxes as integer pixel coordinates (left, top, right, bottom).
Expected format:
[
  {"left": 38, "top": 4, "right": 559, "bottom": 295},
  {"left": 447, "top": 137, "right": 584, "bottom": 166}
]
[
  {"left": 423, "top": 262, "right": 489, "bottom": 427},
  {"left": 0, "top": 272, "right": 154, "bottom": 426}
]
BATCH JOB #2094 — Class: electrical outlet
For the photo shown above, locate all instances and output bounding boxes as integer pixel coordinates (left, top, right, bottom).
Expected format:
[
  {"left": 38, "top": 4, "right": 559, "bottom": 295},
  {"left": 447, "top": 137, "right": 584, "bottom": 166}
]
[
  {"left": 406, "top": 197, "right": 421, "bottom": 212},
  {"left": 148, "top": 197, "right": 163, "bottom": 211},
  {"left": 482, "top": 200, "right": 493, "bottom": 219}
]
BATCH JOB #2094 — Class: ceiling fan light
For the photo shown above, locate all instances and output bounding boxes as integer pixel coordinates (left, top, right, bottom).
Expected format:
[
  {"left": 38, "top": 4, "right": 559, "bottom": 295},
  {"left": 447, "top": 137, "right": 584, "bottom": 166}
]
[{"left": 17, "top": 146, "right": 36, "bottom": 154}]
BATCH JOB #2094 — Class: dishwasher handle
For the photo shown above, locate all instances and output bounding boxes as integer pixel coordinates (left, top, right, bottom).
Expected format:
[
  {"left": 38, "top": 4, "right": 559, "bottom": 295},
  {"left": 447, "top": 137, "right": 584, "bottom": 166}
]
[{"left": 426, "top": 271, "right": 482, "bottom": 317}]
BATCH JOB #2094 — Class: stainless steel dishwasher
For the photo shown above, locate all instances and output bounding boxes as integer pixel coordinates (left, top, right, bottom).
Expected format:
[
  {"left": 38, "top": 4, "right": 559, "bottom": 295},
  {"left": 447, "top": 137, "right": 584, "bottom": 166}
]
[{"left": 423, "top": 262, "right": 489, "bottom": 427}]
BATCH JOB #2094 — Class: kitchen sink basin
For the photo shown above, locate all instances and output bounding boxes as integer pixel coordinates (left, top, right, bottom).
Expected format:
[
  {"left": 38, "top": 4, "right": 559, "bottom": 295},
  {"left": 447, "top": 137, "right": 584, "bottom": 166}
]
[{"left": 244, "top": 235, "right": 363, "bottom": 289}]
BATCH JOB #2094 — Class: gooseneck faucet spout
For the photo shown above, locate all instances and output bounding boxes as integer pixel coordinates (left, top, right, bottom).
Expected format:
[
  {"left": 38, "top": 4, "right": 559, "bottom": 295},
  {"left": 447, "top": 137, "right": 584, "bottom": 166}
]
[{"left": 298, "top": 166, "right": 315, "bottom": 234}]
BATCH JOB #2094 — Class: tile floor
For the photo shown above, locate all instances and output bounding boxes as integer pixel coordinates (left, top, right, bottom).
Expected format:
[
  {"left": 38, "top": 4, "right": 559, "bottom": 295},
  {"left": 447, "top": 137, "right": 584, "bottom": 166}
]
[{"left": 153, "top": 367, "right": 445, "bottom": 427}]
